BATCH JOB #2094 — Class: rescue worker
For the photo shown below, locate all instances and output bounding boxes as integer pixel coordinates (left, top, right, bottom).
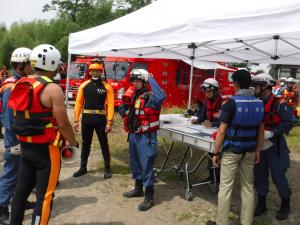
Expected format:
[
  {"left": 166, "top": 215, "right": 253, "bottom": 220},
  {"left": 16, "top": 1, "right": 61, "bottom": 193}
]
[
  {"left": 73, "top": 63, "right": 114, "bottom": 178},
  {"left": 206, "top": 69, "right": 265, "bottom": 225},
  {"left": 283, "top": 77, "right": 299, "bottom": 108},
  {"left": 273, "top": 77, "right": 286, "bottom": 96},
  {"left": 0, "top": 66, "right": 9, "bottom": 80},
  {"left": 191, "top": 78, "right": 224, "bottom": 186},
  {"left": 0, "top": 47, "right": 35, "bottom": 222},
  {"left": 9, "top": 44, "right": 79, "bottom": 225},
  {"left": 120, "top": 69, "right": 166, "bottom": 211},
  {"left": 252, "top": 74, "right": 293, "bottom": 220}
]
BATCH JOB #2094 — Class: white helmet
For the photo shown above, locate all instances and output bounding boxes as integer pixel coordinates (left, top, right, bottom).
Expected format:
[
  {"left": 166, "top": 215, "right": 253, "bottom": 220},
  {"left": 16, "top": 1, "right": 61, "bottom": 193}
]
[
  {"left": 279, "top": 77, "right": 287, "bottom": 82},
  {"left": 201, "top": 78, "right": 219, "bottom": 90},
  {"left": 286, "top": 77, "right": 295, "bottom": 83},
  {"left": 129, "top": 69, "right": 149, "bottom": 82},
  {"left": 11, "top": 47, "right": 32, "bottom": 63},
  {"left": 252, "top": 73, "right": 275, "bottom": 86},
  {"left": 30, "top": 44, "right": 61, "bottom": 72}
]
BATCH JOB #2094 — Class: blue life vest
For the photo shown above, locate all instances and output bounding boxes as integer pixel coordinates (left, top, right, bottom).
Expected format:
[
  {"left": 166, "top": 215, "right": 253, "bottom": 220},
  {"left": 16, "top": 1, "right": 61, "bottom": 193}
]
[{"left": 223, "top": 95, "right": 264, "bottom": 153}]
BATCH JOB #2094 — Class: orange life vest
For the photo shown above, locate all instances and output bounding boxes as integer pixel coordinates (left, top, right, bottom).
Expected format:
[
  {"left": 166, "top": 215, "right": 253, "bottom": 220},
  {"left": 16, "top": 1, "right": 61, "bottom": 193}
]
[
  {"left": 264, "top": 94, "right": 281, "bottom": 131},
  {"left": 0, "top": 77, "right": 18, "bottom": 113},
  {"left": 8, "top": 76, "right": 61, "bottom": 145},
  {"left": 123, "top": 92, "right": 160, "bottom": 134},
  {"left": 283, "top": 88, "right": 298, "bottom": 107}
]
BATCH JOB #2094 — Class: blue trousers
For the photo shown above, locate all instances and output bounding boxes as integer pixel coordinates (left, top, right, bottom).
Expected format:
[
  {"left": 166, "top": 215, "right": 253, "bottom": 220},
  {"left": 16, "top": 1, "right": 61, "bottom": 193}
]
[
  {"left": 129, "top": 132, "right": 157, "bottom": 188},
  {"left": 0, "top": 149, "right": 20, "bottom": 206},
  {"left": 254, "top": 146, "right": 291, "bottom": 198}
]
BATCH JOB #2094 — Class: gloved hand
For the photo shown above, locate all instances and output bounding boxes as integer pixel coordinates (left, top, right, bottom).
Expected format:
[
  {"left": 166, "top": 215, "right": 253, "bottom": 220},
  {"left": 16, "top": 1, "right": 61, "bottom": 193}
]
[
  {"left": 10, "top": 144, "right": 21, "bottom": 155},
  {"left": 264, "top": 130, "right": 274, "bottom": 140}
]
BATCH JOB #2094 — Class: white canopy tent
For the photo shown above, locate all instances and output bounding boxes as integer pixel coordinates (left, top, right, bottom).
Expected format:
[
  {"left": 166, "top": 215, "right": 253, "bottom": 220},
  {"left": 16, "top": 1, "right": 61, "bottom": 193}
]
[{"left": 68, "top": 0, "right": 300, "bottom": 107}]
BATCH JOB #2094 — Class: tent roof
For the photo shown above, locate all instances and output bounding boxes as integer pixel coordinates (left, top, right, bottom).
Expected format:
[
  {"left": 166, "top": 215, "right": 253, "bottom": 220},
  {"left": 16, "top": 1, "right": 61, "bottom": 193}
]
[{"left": 69, "top": 0, "right": 300, "bottom": 65}]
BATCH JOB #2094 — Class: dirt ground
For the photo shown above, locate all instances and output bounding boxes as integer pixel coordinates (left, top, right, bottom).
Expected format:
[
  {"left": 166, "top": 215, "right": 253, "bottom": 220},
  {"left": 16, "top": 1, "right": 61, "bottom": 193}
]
[{"left": 0, "top": 112, "right": 299, "bottom": 225}]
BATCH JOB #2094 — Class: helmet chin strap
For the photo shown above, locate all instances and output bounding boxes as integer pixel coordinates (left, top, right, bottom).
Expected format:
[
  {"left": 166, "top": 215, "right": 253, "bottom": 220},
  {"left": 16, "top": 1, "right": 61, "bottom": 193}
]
[{"left": 257, "top": 85, "right": 270, "bottom": 98}]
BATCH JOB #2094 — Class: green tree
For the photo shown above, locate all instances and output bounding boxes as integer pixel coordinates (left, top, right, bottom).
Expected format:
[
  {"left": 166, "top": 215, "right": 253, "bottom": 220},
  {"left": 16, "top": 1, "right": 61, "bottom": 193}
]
[
  {"left": 115, "top": 0, "right": 153, "bottom": 14},
  {"left": 43, "top": 0, "right": 103, "bottom": 23}
]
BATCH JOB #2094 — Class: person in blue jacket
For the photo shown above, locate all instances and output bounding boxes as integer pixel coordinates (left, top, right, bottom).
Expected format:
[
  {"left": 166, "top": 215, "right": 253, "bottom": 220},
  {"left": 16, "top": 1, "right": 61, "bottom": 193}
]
[
  {"left": 252, "top": 74, "right": 293, "bottom": 220},
  {"left": 0, "top": 47, "right": 35, "bottom": 221},
  {"left": 119, "top": 69, "right": 166, "bottom": 211}
]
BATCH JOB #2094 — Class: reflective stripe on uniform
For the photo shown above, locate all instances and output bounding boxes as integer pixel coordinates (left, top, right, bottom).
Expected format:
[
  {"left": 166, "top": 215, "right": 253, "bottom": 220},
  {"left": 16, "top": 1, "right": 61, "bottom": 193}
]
[
  {"left": 32, "top": 81, "right": 40, "bottom": 89},
  {"left": 141, "top": 121, "right": 160, "bottom": 131},
  {"left": 27, "top": 136, "right": 32, "bottom": 143},
  {"left": 24, "top": 110, "right": 30, "bottom": 119},
  {"left": 135, "top": 110, "right": 145, "bottom": 115},
  {"left": 53, "top": 132, "right": 61, "bottom": 147},
  {"left": 83, "top": 109, "right": 105, "bottom": 114}
]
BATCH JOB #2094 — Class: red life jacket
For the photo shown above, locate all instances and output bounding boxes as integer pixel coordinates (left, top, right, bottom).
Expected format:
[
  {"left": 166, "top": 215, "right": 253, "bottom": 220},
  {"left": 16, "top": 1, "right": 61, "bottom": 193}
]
[
  {"left": 206, "top": 96, "right": 225, "bottom": 122},
  {"left": 264, "top": 94, "right": 281, "bottom": 131},
  {"left": 123, "top": 92, "right": 160, "bottom": 134},
  {"left": 0, "top": 77, "right": 18, "bottom": 113},
  {"left": 8, "top": 76, "right": 61, "bottom": 145}
]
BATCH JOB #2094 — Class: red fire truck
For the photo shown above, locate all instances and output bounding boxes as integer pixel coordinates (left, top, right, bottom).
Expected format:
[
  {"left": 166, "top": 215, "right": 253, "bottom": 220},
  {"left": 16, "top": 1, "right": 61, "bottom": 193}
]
[{"left": 63, "top": 56, "right": 235, "bottom": 107}]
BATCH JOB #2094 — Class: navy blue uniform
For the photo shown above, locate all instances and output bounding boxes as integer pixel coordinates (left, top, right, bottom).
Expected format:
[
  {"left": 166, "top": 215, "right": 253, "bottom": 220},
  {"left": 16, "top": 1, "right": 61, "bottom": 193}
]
[
  {"left": 120, "top": 77, "right": 165, "bottom": 187},
  {"left": 254, "top": 97, "right": 293, "bottom": 198},
  {"left": 0, "top": 72, "right": 21, "bottom": 208}
]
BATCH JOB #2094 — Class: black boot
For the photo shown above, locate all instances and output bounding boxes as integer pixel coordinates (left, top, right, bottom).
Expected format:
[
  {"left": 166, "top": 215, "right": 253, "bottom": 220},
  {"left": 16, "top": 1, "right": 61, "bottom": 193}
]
[
  {"left": 206, "top": 221, "right": 216, "bottom": 225},
  {"left": 138, "top": 186, "right": 154, "bottom": 211},
  {"left": 0, "top": 205, "right": 9, "bottom": 221},
  {"left": 73, "top": 167, "right": 87, "bottom": 177},
  {"left": 276, "top": 198, "right": 290, "bottom": 220},
  {"left": 254, "top": 194, "right": 267, "bottom": 216},
  {"left": 123, "top": 180, "right": 144, "bottom": 198},
  {"left": 104, "top": 167, "right": 112, "bottom": 179}
]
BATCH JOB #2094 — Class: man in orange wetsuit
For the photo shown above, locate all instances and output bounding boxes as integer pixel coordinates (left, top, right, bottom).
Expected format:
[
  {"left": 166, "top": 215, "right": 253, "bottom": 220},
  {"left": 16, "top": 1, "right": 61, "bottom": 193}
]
[{"left": 73, "top": 63, "right": 114, "bottom": 179}]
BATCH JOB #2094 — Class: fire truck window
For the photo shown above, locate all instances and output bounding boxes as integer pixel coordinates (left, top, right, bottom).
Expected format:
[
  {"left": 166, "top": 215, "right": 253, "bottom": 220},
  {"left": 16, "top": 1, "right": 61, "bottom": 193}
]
[
  {"left": 69, "top": 63, "right": 87, "bottom": 79},
  {"left": 183, "top": 72, "right": 189, "bottom": 85},
  {"left": 228, "top": 72, "right": 234, "bottom": 82},
  {"left": 132, "top": 63, "right": 148, "bottom": 70},
  {"left": 206, "top": 69, "right": 214, "bottom": 76},
  {"left": 176, "top": 70, "right": 181, "bottom": 85},
  {"left": 105, "top": 62, "right": 130, "bottom": 80}
]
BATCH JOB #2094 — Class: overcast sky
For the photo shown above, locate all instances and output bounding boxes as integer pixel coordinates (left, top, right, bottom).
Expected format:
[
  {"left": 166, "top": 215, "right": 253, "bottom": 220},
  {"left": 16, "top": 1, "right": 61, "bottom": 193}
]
[{"left": 1, "top": 0, "right": 56, "bottom": 27}]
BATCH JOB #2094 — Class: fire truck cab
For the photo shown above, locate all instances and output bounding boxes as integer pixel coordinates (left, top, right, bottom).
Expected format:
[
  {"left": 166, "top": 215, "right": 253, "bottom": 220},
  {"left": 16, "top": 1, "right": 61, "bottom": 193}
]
[{"left": 64, "top": 56, "right": 235, "bottom": 107}]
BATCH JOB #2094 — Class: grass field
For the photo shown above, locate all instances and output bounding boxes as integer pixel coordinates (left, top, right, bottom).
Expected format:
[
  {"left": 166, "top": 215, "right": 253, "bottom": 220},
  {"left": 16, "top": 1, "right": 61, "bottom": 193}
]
[{"left": 286, "top": 125, "right": 300, "bottom": 153}]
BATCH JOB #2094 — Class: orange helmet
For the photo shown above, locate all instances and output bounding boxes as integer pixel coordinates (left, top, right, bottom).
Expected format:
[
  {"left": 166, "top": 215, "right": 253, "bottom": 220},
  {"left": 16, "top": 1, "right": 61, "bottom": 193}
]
[{"left": 89, "top": 63, "right": 103, "bottom": 70}]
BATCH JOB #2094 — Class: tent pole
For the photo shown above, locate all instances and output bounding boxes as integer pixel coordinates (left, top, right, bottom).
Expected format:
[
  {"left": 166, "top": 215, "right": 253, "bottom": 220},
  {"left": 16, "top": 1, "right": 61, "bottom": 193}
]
[
  {"left": 214, "top": 69, "right": 217, "bottom": 79},
  {"left": 65, "top": 53, "right": 71, "bottom": 107},
  {"left": 188, "top": 59, "right": 194, "bottom": 109}
]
